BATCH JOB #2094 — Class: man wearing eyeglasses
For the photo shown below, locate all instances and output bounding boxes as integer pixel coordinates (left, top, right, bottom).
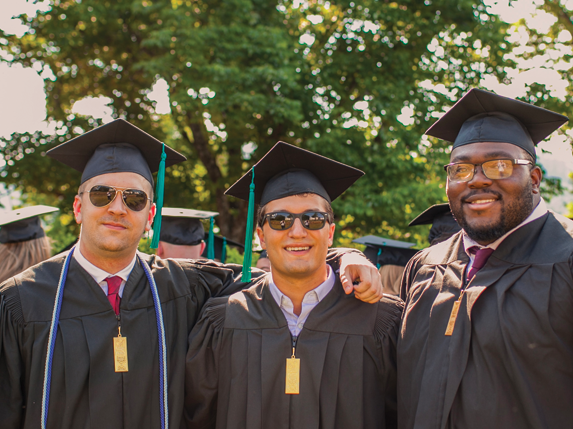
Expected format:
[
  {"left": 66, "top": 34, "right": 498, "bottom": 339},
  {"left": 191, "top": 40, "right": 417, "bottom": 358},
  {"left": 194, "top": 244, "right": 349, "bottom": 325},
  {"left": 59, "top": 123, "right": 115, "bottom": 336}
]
[
  {"left": 398, "top": 89, "right": 573, "bottom": 429},
  {"left": 184, "top": 142, "right": 402, "bottom": 429},
  {"left": 0, "top": 121, "right": 382, "bottom": 429}
]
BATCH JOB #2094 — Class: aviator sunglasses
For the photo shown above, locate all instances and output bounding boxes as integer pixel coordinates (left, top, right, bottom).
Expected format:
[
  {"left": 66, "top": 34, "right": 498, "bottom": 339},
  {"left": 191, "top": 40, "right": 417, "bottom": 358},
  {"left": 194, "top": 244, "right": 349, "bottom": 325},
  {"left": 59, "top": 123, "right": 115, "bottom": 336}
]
[
  {"left": 262, "top": 211, "right": 333, "bottom": 231},
  {"left": 80, "top": 185, "right": 152, "bottom": 212}
]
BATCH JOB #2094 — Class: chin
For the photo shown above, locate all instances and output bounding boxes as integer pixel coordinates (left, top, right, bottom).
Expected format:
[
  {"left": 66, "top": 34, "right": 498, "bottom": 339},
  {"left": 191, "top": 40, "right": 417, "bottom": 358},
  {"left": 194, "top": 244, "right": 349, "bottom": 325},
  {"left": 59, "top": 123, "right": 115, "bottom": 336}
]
[{"left": 284, "top": 263, "right": 315, "bottom": 276}]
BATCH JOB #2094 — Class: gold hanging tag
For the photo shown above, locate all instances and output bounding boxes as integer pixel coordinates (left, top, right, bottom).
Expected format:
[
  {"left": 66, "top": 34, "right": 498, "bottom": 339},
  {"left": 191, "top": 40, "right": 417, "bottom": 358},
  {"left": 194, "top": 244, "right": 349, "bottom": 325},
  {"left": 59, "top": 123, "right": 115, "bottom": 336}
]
[
  {"left": 285, "top": 348, "right": 300, "bottom": 395},
  {"left": 113, "top": 326, "right": 129, "bottom": 372},
  {"left": 445, "top": 299, "right": 461, "bottom": 336}
]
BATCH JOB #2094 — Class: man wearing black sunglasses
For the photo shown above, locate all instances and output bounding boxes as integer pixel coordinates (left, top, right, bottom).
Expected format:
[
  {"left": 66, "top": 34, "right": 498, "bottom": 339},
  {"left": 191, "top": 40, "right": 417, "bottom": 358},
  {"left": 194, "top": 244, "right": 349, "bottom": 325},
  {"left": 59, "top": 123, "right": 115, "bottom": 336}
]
[
  {"left": 0, "top": 121, "right": 381, "bottom": 429},
  {"left": 398, "top": 89, "right": 573, "bottom": 429},
  {"left": 185, "top": 142, "right": 402, "bottom": 429}
]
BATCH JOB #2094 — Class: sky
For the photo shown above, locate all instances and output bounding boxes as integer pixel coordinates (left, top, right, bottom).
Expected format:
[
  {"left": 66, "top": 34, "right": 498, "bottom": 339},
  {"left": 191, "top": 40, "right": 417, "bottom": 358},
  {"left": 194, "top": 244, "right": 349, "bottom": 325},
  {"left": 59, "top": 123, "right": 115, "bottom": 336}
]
[{"left": 1, "top": 0, "right": 572, "bottom": 213}]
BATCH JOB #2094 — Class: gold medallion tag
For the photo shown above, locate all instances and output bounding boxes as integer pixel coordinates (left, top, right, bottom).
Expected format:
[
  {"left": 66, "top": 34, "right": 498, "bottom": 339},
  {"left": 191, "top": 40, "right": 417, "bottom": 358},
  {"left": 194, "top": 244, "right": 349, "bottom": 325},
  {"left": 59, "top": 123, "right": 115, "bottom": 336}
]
[
  {"left": 445, "top": 300, "right": 461, "bottom": 336},
  {"left": 113, "top": 327, "right": 129, "bottom": 372},
  {"left": 285, "top": 356, "right": 300, "bottom": 394}
]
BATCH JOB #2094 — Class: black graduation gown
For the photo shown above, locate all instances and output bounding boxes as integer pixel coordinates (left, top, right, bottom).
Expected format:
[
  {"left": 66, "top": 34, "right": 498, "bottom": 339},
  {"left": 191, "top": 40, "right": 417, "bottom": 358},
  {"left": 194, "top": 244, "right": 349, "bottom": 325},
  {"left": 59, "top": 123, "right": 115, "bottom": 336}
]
[
  {"left": 184, "top": 275, "right": 403, "bottom": 429},
  {"left": 398, "top": 212, "right": 573, "bottom": 429},
  {"left": 0, "top": 252, "right": 252, "bottom": 429},
  {"left": 0, "top": 248, "right": 353, "bottom": 429}
]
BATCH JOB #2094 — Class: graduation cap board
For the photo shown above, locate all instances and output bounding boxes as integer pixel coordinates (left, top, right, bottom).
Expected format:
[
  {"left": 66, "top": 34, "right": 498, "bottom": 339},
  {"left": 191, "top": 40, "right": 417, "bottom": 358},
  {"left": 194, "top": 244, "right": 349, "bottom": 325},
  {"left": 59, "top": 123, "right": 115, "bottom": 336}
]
[
  {"left": 352, "top": 235, "right": 418, "bottom": 268},
  {"left": 0, "top": 205, "right": 59, "bottom": 244},
  {"left": 225, "top": 141, "right": 364, "bottom": 280},
  {"left": 425, "top": 88, "right": 569, "bottom": 159},
  {"left": 409, "top": 203, "right": 462, "bottom": 246},
  {"left": 160, "top": 208, "right": 219, "bottom": 257},
  {"left": 201, "top": 235, "right": 244, "bottom": 263},
  {"left": 46, "top": 119, "right": 187, "bottom": 249}
]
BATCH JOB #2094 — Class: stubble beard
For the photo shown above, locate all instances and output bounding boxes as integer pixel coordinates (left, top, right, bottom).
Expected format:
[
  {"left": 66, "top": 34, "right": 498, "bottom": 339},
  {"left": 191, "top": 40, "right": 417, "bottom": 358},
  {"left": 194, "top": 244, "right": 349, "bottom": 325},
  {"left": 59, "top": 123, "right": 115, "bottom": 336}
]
[{"left": 451, "top": 182, "right": 534, "bottom": 244}]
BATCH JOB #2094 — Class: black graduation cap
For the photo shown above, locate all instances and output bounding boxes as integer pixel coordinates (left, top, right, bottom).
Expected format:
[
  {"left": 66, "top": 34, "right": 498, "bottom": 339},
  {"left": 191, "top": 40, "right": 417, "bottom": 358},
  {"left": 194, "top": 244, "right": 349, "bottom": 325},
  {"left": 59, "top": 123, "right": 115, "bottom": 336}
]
[
  {"left": 225, "top": 141, "right": 364, "bottom": 206},
  {"left": 46, "top": 119, "right": 186, "bottom": 185},
  {"left": 0, "top": 205, "right": 59, "bottom": 244},
  {"left": 409, "top": 203, "right": 461, "bottom": 246},
  {"left": 46, "top": 119, "right": 187, "bottom": 249},
  {"left": 160, "top": 207, "right": 219, "bottom": 246},
  {"left": 201, "top": 235, "right": 244, "bottom": 263},
  {"left": 352, "top": 235, "right": 418, "bottom": 268},
  {"left": 425, "top": 88, "right": 568, "bottom": 159}
]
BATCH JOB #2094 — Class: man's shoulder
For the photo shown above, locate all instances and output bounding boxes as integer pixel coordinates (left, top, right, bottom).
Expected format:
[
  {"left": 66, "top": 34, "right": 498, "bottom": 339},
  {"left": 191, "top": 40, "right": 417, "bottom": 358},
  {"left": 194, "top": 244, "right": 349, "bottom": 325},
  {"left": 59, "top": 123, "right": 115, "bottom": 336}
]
[
  {"left": 409, "top": 231, "right": 464, "bottom": 267},
  {"left": 0, "top": 252, "right": 69, "bottom": 324}
]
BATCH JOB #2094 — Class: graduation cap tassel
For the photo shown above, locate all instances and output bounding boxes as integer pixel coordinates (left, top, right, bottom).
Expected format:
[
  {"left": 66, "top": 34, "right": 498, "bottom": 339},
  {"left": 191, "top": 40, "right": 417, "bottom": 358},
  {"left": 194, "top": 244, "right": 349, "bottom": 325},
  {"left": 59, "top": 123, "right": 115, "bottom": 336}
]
[
  {"left": 376, "top": 248, "right": 382, "bottom": 270},
  {"left": 207, "top": 217, "right": 215, "bottom": 260},
  {"left": 221, "top": 237, "right": 227, "bottom": 264},
  {"left": 150, "top": 143, "right": 167, "bottom": 249},
  {"left": 241, "top": 167, "right": 255, "bottom": 282}
]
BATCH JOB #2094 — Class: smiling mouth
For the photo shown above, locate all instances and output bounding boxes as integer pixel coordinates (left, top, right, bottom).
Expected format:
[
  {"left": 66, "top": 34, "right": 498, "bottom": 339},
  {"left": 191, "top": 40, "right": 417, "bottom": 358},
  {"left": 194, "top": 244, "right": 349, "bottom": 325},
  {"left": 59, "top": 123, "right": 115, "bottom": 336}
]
[
  {"left": 285, "top": 246, "right": 310, "bottom": 251},
  {"left": 467, "top": 198, "right": 497, "bottom": 204}
]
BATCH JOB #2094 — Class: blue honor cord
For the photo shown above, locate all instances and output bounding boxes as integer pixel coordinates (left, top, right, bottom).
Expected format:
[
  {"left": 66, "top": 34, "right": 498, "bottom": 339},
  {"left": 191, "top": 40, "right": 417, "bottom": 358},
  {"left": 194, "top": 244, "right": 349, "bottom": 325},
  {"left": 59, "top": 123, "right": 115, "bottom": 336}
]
[{"left": 41, "top": 248, "right": 169, "bottom": 429}]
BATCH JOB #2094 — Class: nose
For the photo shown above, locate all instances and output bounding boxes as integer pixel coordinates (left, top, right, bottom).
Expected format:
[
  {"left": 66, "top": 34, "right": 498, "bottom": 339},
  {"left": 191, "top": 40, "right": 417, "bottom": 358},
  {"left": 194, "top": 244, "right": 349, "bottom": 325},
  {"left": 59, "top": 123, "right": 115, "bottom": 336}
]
[
  {"left": 288, "top": 218, "right": 307, "bottom": 238},
  {"left": 108, "top": 190, "right": 128, "bottom": 215},
  {"left": 467, "top": 164, "right": 493, "bottom": 188}
]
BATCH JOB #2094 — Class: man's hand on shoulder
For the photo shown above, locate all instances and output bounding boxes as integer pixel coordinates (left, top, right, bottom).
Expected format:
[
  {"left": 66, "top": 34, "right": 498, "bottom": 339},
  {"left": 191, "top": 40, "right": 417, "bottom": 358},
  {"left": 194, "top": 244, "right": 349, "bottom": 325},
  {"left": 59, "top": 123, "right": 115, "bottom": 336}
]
[{"left": 339, "top": 252, "right": 383, "bottom": 303}]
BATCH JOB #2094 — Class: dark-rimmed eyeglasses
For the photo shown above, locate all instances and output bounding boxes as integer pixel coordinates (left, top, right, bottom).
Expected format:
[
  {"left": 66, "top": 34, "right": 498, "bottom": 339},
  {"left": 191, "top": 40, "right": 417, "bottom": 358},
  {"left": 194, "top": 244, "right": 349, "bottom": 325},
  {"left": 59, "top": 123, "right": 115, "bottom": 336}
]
[
  {"left": 262, "top": 211, "right": 333, "bottom": 231},
  {"left": 80, "top": 185, "right": 151, "bottom": 212},
  {"left": 444, "top": 159, "right": 533, "bottom": 183}
]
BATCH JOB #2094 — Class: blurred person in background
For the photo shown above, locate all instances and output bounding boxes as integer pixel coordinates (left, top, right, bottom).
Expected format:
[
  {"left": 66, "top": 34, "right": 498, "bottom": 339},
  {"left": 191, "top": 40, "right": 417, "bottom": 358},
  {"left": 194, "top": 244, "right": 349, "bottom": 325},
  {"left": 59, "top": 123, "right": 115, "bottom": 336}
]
[
  {"left": 353, "top": 235, "right": 418, "bottom": 296},
  {"left": 0, "top": 205, "right": 58, "bottom": 283},
  {"left": 255, "top": 249, "right": 271, "bottom": 272},
  {"left": 157, "top": 207, "right": 217, "bottom": 259}
]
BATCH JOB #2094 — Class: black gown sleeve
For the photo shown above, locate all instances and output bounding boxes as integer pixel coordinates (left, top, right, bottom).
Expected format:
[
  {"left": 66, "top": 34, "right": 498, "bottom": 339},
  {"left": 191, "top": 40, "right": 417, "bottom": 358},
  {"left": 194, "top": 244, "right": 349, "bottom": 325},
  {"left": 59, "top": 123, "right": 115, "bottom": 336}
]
[
  {"left": 373, "top": 295, "right": 404, "bottom": 429},
  {"left": 325, "top": 247, "right": 362, "bottom": 272},
  {"left": 0, "top": 279, "right": 25, "bottom": 429},
  {"left": 184, "top": 297, "right": 229, "bottom": 429}
]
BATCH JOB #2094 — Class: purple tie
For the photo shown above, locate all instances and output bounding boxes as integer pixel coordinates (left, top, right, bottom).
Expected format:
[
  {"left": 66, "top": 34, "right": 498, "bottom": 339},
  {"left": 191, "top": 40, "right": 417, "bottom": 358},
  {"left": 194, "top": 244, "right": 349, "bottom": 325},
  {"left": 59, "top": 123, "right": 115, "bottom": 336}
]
[
  {"left": 105, "top": 276, "right": 122, "bottom": 315},
  {"left": 466, "top": 247, "right": 494, "bottom": 281}
]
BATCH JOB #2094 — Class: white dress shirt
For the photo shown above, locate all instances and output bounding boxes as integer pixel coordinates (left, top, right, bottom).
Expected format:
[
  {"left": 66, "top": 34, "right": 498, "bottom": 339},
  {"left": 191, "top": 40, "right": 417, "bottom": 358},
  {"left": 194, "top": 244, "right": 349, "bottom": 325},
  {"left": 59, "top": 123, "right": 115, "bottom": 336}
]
[
  {"left": 268, "top": 265, "right": 335, "bottom": 337},
  {"left": 73, "top": 247, "right": 137, "bottom": 298},
  {"left": 462, "top": 198, "right": 548, "bottom": 269}
]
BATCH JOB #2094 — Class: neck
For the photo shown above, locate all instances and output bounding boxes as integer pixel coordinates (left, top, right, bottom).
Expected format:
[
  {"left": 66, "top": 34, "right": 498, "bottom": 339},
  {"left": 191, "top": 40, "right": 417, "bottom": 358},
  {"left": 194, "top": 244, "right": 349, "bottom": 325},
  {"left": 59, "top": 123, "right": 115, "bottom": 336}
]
[
  {"left": 272, "top": 264, "right": 329, "bottom": 316},
  {"left": 78, "top": 240, "right": 136, "bottom": 274}
]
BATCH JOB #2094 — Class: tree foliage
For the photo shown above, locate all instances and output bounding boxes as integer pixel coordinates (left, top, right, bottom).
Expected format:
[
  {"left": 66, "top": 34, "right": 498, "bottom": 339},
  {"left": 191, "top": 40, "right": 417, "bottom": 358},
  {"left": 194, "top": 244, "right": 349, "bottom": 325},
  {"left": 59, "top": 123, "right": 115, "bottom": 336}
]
[{"left": 0, "top": 0, "right": 512, "bottom": 248}]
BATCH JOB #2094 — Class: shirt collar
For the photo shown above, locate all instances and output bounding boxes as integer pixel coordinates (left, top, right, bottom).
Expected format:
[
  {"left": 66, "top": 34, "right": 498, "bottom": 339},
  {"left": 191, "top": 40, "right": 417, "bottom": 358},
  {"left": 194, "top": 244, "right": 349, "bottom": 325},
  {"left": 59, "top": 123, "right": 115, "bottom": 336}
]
[
  {"left": 268, "top": 264, "right": 335, "bottom": 308},
  {"left": 73, "top": 245, "right": 137, "bottom": 284},
  {"left": 463, "top": 197, "right": 548, "bottom": 256}
]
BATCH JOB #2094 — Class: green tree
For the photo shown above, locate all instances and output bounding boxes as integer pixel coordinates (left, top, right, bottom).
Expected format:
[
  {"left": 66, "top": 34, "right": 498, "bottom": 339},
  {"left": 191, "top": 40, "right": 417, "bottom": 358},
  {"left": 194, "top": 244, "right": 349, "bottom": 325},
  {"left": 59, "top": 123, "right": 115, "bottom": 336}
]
[{"left": 1, "top": 0, "right": 512, "bottom": 249}]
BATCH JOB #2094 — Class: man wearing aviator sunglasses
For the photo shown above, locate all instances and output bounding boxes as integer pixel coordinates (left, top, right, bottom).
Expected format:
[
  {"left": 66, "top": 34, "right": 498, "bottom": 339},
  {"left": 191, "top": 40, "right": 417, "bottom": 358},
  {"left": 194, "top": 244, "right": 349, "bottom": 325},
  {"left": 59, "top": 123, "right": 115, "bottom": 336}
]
[
  {"left": 398, "top": 88, "right": 573, "bottom": 429},
  {"left": 185, "top": 142, "right": 402, "bottom": 429},
  {"left": 0, "top": 120, "right": 384, "bottom": 429}
]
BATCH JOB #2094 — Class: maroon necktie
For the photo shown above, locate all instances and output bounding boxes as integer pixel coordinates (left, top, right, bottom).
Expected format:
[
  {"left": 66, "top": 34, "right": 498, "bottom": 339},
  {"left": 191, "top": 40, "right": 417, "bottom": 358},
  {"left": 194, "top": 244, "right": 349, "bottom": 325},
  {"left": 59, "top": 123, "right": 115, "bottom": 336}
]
[
  {"left": 105, "top": 276, "right": 122, "bottom": 315},
  {"left": 466, "top": 247, "right": 494, "bottom": 281}
]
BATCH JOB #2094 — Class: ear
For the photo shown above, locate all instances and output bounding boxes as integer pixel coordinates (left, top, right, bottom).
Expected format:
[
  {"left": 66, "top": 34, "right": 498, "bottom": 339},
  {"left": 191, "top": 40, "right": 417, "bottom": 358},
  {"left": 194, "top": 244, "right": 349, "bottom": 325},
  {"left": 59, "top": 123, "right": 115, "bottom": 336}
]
[
  {"left": 199, "top": 241, "right": 206, "bottom": 254},
  {"left": 327, "top": 222, "right": 335, "bottom": 247},
  {"left": 146, "top": 203, "right": 156, "bottom": 232},
  {"left": 256, "top": 225, "right": 267, "bottom": 250},
  {"left": 530, "top": 165, "right": 543, "bottom": 194},
  {"left": 73, "top": 195, "right": 83, "bottom": 224}
]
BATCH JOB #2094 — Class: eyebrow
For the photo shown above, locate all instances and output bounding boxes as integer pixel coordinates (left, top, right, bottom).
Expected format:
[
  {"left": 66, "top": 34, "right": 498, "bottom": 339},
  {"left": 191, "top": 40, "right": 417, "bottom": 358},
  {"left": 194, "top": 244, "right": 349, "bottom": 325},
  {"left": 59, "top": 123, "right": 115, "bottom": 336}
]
[{"left": 451, "top": 150, "right": 517, "bottom": 163}]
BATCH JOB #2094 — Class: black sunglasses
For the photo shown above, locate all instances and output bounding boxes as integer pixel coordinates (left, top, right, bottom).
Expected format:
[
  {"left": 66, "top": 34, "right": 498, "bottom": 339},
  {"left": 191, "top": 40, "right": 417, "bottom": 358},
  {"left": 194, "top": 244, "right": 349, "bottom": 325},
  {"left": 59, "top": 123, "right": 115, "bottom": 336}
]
[
  {"left": 262, "top": 211, "right": 332, "bottom": 231},
  {"left": 81, "top": 185, "right": 151, "bottom": 212}
]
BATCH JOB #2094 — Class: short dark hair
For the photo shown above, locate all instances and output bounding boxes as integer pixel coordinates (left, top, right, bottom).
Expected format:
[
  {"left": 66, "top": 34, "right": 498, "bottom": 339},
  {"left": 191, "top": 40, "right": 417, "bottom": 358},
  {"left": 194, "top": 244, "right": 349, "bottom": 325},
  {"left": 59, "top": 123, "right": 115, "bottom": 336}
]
[{"left": 257, "top": 193, "right": 335, "bottom": 227}]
